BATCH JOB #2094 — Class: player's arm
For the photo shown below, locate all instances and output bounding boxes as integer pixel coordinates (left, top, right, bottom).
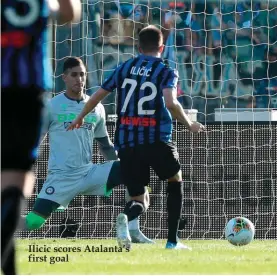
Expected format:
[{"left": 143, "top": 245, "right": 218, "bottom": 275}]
[
  {"left": 67, "top": 88, "right": 110, "bottom": 130},
  {"left": 162, "top": 69, "right": 205, "bottom": 132},
  {"left": 39, "top": 98, "right": 53, "bottom": 145},
  {"left": 163, "top": 88, "right": 205, "bottom": 132},
  {"left": 94, "top": 104, "right": 118, "bottom": 161},
  {"left": 163, "top": 88, "right": 192, "bottom": 128},
  {"left": 95, "top": 136, "right": 118, "bottom": 161},
  {"left": 80, "top": 88, "right": 110, "bottom": 118},
  {"left": 48, "top": 0, "right": 82, "bottom": 24}
]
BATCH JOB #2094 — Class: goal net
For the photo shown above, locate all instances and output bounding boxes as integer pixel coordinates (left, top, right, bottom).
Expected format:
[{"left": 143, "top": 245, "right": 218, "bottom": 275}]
[{"left": 18, "top": 0, "right": 276, "bottom": 240}]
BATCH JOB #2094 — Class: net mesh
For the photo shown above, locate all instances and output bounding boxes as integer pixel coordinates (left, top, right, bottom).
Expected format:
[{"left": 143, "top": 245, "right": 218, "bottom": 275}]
[{"left": 18, "top": 0, "right": 277, "bottom": 239}]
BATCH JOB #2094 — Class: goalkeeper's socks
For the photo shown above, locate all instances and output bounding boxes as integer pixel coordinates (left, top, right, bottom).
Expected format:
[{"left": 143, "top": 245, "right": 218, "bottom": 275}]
[
  {"left": 2, "top": 242, "right": 16, "bottom": 275},
  {"left": 124, "top": 200, "right": 145, "bottom": 222},
  {"left": 1, "top": 186, "right": 23, "bottom": 273},
  {"left": 167, "top": 182, "right": 183, "bottom": 243}
]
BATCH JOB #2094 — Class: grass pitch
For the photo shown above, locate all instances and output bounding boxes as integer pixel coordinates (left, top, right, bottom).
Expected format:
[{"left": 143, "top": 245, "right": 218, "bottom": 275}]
[{"left": 17, "top": 239, "right": 277, "bottom": 275}]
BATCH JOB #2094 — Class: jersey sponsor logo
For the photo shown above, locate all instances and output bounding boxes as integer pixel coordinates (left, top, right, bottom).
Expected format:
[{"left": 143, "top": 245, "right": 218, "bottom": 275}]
[
  {"left": 64, "top": 122, "right": 92, "bottom": 130},
  {"left": 120, "top": 116, "right": 156, "bottom": 127},
  {"left": 57, "top": 113, "right": 97, "bottom": 124},
  {"left": 1, "top": 31, "right": 31, "bottom": 48},
  {"left": 78, "top": 122, "right": 93, "bottom": 130},
  {"left": 45, "top": 186, "right": 55, "bottom": 195}
]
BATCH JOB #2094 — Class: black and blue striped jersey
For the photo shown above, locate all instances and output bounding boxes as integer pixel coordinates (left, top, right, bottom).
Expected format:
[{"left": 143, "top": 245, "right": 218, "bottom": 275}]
[
  {"left": 1, "top": 0, "right": 52, "bottom": 90},
  {"left": 101, "top": 54, "right": 178, "bottom": 149}
]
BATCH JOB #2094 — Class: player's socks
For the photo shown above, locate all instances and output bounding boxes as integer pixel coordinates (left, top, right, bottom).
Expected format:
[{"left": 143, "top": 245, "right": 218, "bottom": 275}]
[
  {"left": 124, "top": 200, "right": 145, "bottom": 221},
  {"left": 2, "top": 242, "right": 16, "bottom": 275},
  {"left": 25, "top": 212, "right": 46, "bottom": 231},
  {"left": 167, "top": 182, "right": 183, "bottom": 243},
  {"left": 1, "top": 186, "right": 23, "bottom": 266},
  {"left": 116, "top": 213, "right": 131, "bottom": 250}
]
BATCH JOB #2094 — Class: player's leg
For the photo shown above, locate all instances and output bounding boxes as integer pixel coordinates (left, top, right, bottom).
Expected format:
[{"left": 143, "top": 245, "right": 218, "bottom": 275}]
[
  {"left": 83, "top": 160, "right": 153, "bottom": 243},
  {"left": 1, "top": 87, "right": 44, "bottom": 273},
  {"left": 125, "top": 188, "right": 153, "bottom": 243},
  {"left": 149, "top": 141, "right": 190, "bottom": 250},
  {"left": 124, "top": 188, "right": 153, "bottom": 243},
  {"left": 81, "top": 161, "right": 131, "bottom": 248},
  {"left": 107, "top": 159, "right": 151, "bottom": 219},
  {"left": 1, "top": 185, "right": 23, "bottom": 275},
  {"left": 1, "top": 241, "right": 15, "bottom": 275},
  {"left": 25, "top": 198, "right": 60, "bottom": 231},
  {"left": 166, "top": 171, "right": 190, "bottom": 249},
  {"left": 25, "top": 172, "right": 80, "bottom": 231},
  {"left": 116, "top": 147, "right": 150, "bottom": 249}
]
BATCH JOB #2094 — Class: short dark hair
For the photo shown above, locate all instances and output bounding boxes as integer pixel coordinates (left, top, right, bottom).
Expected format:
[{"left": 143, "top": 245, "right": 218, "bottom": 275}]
[
  {"left": 63, "top": 57, "right": 85, "bottom": 73},
  {"left": 138, "top": 25, "right": 163, "bottom": 53}
]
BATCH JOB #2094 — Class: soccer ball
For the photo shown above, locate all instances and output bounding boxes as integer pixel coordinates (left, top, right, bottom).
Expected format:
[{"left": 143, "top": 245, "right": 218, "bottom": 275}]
[{"left": 225, "top": 217, "right": 255, "bottom": 246}]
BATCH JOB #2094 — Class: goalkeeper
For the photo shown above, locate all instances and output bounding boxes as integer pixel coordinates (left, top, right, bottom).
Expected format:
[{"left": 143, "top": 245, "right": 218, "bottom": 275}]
[{"left": 25, "top": 57, "right": 153, "bottom": 244}]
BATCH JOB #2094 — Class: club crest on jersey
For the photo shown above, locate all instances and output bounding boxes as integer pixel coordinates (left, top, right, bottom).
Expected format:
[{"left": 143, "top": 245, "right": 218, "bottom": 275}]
[{"left": 45, "top": 186, "right": 55, "bottom": 195}]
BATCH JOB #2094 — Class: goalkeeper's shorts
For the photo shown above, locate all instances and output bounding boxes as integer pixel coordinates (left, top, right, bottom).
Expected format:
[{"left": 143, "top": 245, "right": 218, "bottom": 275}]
[
  {"left": 37, "top": 161, "right": 115, "bottom": 208},
  {"left": 1, "top": 87, "right": 44, "bottom": 171}
]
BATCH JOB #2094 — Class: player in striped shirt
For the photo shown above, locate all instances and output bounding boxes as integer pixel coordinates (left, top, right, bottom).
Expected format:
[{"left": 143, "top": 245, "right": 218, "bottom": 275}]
[
  {"left": 67, "top": 25, "right": 205, "bottom": 250},
  {"left": 1, "top": 1, "right": 81, "bottom": 274}
]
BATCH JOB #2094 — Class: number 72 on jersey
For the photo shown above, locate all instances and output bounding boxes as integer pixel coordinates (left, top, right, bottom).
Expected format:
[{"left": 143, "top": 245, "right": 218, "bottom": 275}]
[{"left": 120, "top": 78, "right": 158, "bottom": 115}]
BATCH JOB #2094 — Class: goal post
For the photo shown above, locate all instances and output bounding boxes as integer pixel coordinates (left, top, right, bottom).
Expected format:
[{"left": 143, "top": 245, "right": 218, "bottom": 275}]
[{"left": 18, "top": 0, "right": 277, "bottom": 240}]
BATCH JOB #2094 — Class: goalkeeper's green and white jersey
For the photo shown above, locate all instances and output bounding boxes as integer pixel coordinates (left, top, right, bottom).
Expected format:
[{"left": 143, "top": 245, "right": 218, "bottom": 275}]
[{"left": 42, "top": 92, "right": 108, "bottom": 173}]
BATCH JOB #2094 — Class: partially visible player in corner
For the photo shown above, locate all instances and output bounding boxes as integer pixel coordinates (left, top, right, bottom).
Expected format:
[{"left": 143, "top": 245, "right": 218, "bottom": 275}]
[
  {"left": 1, "top": 1, "right": 81, "bottom": 274},
  {"left": 24, "top": 57, "right": 153, "bottom": 245},
  {"left": 67, "top": 25, "right": 205, "bottom": 250}
]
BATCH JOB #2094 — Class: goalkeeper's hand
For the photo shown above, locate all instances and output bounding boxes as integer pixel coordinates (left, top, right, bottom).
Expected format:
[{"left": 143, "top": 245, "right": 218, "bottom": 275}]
[{"left": 67, "top": 117, "right": 84, "bottom": 131}]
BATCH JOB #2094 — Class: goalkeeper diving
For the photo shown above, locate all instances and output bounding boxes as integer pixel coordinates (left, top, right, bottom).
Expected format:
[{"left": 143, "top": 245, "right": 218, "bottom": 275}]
[{"left": 25, "top": 57, "right": 153, "bottom": 244}]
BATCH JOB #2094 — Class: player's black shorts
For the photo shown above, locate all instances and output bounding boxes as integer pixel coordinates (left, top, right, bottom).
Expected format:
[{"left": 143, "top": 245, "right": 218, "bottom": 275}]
[
  {"left": 1, "top": 87, "right": 44, "bottom": 171},
  {"left": 118, "top": 141, "right": 181, "bottom": 197}
]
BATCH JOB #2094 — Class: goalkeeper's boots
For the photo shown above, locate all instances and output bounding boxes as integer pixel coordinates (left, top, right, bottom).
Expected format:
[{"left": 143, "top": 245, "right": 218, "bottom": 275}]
[
  {"left": 129, "top": 230, "right": 155, "bottom": 244},
  {"left": 165, "top": 241, "right": 192, "bottom": 250},
  {"left": 116, "top": 213, "right": 131, "bottom": 250}
]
